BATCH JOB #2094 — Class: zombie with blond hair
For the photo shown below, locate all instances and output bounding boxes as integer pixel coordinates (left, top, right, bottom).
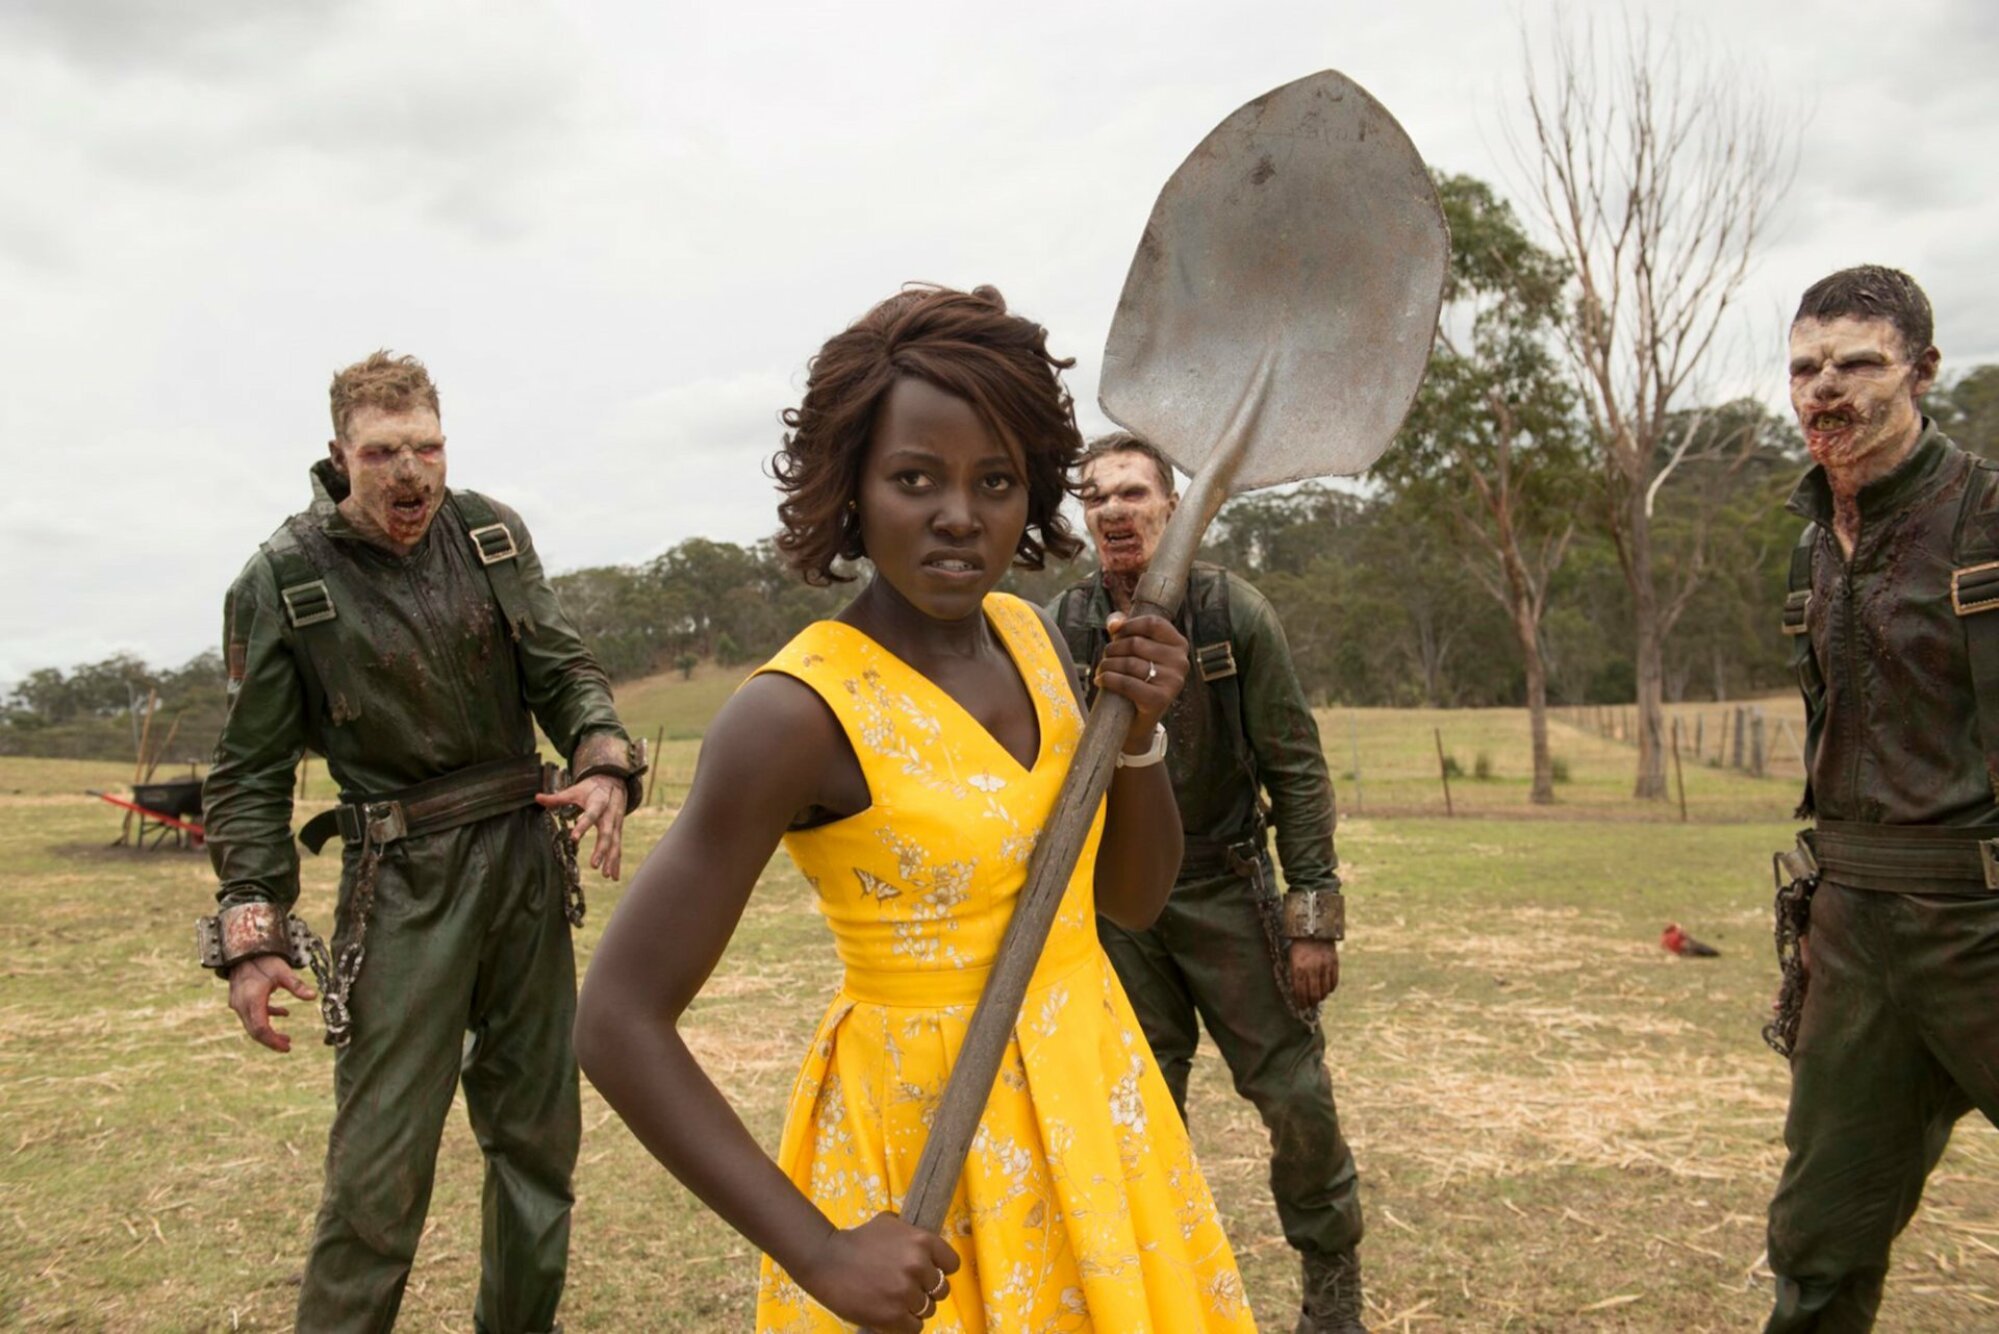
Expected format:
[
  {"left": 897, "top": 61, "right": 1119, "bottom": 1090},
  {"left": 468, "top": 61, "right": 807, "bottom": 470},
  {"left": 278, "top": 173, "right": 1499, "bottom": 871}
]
[
  {"left": 199, "top": 351, "right": 643, "bottom": 1333},
  {"left": 1763, "top": 266, "right": 1999, "bottom": 1331}
]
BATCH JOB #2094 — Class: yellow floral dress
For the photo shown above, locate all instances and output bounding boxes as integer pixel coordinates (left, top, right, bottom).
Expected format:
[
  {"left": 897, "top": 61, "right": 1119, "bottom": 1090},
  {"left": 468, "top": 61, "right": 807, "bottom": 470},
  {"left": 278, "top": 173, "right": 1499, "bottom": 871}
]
[{"left": 752, "top": 593, "right": 1255, "bottom": 1334}]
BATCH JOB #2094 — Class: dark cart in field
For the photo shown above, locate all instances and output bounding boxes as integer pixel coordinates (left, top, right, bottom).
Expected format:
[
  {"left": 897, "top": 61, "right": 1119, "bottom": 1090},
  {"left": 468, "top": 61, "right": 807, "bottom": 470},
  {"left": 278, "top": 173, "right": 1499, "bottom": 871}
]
[{"left": 91, "top": 779, "right": 206, "bottom": 850}]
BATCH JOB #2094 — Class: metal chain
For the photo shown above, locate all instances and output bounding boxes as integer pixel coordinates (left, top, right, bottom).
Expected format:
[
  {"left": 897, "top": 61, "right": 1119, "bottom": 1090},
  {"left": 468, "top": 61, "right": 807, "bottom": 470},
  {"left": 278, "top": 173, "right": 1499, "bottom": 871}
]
[
  {"left": 549, "top": 807, "right": 585, "bottom": 928},
  {"left": 300, "top": 925, "right": 334, "bottom": 1018},
  {"left": 308, "top": 815, "right": 387, "bottom": 1050},
  {"left": 1236, "top": 850, "right": 1318, "bottom": 1026},
  {"left": 1762, "top": 867, "right": 1816, "bottom": 1058},
  {"left": 296, "top": 799, "right": 582, "bottom": 1048}
]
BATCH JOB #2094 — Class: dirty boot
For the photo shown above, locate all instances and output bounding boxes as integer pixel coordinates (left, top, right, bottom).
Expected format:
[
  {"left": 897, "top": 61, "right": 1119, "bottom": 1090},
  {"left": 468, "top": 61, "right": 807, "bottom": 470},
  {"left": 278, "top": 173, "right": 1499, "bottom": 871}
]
[{"left": 1295, "top": 1248, "right": 1367, "bottom": 1334}]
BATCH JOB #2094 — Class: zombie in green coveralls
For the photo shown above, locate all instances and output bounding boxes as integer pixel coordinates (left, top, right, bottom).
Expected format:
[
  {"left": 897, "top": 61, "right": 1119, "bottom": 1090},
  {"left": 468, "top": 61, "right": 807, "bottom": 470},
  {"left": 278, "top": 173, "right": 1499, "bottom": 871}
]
[
  {"left": 1051, "top": 434, "right": 1366, "bottom": 1334},
  {"left": 1764, "top": 267, "right": 1999, "bottom": 1332},
  {"left": 199, "top": 352, "right": 642, "bottom": 1334}
]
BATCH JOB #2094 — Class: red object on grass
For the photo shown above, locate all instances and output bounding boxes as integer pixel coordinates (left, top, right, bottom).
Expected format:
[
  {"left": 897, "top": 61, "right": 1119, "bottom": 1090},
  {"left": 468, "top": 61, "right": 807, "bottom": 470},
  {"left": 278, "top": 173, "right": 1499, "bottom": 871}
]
[{"left": 1661, "top": 922, "right": 1719, "bottom": 958}]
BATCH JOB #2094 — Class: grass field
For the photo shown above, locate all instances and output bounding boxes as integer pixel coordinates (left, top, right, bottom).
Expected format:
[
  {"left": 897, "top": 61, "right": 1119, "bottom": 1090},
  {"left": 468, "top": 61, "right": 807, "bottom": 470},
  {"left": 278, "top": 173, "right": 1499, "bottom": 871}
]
[{"left": 3, "top": 697, "right": 1995, "bottom": 1331}]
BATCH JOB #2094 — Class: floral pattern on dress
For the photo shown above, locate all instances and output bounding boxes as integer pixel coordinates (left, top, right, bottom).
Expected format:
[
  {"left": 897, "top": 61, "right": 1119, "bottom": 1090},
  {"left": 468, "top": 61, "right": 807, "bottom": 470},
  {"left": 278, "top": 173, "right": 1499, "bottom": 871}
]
[{"left": 751, "top": 594, "right": 1254, "bottom": 1333}]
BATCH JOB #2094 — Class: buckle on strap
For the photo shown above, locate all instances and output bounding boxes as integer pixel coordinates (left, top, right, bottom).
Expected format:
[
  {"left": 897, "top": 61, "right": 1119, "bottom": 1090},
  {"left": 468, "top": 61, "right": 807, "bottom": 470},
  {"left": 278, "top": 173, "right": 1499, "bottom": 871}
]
[
  {"left": 467, "top": 522, "right": 519, "bottom": 566},
  {"left": 280, "top": 579, "right": 336, "bottom": 628},
  {"left": 1781, "top": 588, "right": 1811, "bottom": 636},
  {"left": 1775, "top": 832, "right": 1819, "bottom": 886},
  {"left": 1222, "top": 835, "right": 1266, "bottom": 878},
  {"left": 362, "top": 801, "right": 407, "bottom": 848},
  {"left": 1194, "top": 640, "right": 1237, "bottom": 681},
  {"left": 1952, "top": 560, "right": 1999, "bottom": 615}
]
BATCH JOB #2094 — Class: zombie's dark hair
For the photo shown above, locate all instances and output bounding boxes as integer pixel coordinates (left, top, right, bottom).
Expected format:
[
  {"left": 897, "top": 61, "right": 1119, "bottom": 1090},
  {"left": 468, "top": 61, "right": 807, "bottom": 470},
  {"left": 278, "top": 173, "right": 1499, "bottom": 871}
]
[
  {"left": 1794, "top": 266, "right": 1935, "bottom": 361},
  {"left": 772, "top": 284, "right": 1085, "bottom": 585},
  {"left": 329, "top": 350, "right": 440, "bottom": 439},
  {"left": 1078, "top": 431, "right": 1177, "bottom": 497}
]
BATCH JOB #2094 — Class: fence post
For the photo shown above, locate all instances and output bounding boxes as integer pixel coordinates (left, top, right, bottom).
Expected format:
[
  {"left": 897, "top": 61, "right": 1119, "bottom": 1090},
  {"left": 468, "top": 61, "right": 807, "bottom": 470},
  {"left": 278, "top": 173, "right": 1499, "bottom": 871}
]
[
  {"left": 1780, "top": 715, "right": 1807, "bottom": 772},
  {"left": 644, "top": 724, "right": 666, "bottom": 807},
  {"left": 1750, "top": 707, "right": 1767, "bottom": 778},
  {"left": 1671, "top": 717, "right": 1688, "bottom": 822},
  {"left": 1348, "top": 711, "right": 1364, "bottom": 815},
  {"left": 1732, "top": 707, "right": 1747, "bottom": 769},
  {"left": 1434, "top": 727, "right": 1454, "bottom": 817}
]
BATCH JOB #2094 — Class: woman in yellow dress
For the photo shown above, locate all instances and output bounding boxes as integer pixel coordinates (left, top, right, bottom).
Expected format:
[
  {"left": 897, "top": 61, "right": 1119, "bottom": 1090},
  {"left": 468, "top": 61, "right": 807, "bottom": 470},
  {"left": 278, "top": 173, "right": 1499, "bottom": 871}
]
[{"left": 578, "top": 284, "right": 1257, "bottom": 1333}]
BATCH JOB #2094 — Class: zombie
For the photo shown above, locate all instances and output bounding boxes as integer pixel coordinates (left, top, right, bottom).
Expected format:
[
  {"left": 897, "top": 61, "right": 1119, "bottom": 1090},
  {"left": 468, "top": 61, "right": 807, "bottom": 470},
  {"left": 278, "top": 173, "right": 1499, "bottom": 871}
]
[
  {"left": 199, "top": 351, "right": 643, "bottom": 1333},
  {"left": 1051, "top": 433, "right": 1367, "bottom": 1334},
  {"left": 1763, "top": 266, "right": 1999, "bottom": 1331}
]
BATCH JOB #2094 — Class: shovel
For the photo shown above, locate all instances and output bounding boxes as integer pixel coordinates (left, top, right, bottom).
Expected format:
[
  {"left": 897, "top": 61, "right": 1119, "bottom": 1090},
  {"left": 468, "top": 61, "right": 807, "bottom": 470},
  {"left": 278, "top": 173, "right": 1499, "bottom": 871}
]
[{"left": 892, "top": 67, "right": 1447, "bottom": 1263}]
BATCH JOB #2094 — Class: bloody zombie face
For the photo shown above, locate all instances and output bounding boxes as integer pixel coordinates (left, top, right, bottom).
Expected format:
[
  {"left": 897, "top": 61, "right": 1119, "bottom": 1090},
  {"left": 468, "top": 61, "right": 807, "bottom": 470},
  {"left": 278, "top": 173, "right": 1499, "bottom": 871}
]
[
  {"left": 1788, "top": 315, "right": 1939, "bottom": 480},
  {"left": 1080, "top": 449, "right": 1176, "bottom": 577},
  {"left": 329, "top": 404, "right": 448, "bottom": 554},
  {"left": 854, "top": 377, "right": 1029, "bottom": 623}
]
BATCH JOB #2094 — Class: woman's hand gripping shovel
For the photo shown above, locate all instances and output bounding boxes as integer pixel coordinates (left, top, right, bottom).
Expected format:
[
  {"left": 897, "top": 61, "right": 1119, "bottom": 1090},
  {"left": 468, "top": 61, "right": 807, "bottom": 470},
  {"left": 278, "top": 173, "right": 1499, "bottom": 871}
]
[{"left": 870, "top": 71, "right": 1450, "bottom": 1324}]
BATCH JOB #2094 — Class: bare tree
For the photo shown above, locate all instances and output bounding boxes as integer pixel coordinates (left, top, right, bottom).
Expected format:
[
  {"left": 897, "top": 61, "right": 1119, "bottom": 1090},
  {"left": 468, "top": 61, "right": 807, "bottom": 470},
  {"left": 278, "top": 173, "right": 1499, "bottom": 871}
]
[{"left": 1515, "top": 17, "right": 1794, "bottom": 797}]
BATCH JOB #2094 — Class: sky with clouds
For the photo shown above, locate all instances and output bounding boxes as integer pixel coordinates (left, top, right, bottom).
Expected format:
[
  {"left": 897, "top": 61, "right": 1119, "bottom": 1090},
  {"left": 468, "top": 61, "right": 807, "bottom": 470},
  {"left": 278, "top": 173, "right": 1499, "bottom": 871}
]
[{"left": 4, "top": 0, "right": 1995, "bottom": 685}]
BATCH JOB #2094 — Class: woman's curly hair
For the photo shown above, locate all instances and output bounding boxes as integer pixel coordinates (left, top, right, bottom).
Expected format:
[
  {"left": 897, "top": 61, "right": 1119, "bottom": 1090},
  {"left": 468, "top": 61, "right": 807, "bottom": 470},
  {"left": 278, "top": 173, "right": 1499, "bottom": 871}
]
[{"left": 772, "top": 284, "right": 1086, "bottom": 585}]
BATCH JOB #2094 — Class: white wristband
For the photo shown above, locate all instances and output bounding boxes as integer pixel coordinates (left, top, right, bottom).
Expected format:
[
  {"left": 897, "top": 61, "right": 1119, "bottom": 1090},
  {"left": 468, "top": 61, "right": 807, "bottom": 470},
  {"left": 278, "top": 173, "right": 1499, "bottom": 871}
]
[{"left": 1115, "top": 722, "right": 1168, "bottom": 769}]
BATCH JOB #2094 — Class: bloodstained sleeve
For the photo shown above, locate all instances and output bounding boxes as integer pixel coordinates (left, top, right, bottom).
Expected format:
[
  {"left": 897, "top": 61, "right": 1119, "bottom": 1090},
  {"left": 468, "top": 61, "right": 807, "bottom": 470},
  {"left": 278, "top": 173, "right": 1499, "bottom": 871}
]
[
  {"left": 202, "top": 556, "right": 306, "bottom": 911},
  {"left": 1233, "top": 575, "right": 1342, "bottom": 894}
]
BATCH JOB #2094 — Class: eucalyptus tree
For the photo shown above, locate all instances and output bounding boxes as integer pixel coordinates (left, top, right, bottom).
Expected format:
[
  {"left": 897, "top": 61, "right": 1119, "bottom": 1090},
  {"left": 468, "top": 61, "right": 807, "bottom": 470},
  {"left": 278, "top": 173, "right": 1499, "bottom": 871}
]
[{"left": 1372, "top": 172, "right": 1583, "bottom": 801}]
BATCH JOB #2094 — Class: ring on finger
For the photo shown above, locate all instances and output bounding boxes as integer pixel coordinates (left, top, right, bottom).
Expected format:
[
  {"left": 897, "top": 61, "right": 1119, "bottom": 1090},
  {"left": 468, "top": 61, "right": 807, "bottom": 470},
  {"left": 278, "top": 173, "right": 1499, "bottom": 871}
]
[
  {"left": 1144, "top": 660, "right": 1158, "bottom": 684},
  {"left": 926, "top": 1268, "right": 948, "bottom": 1299},
  {"left": 916, "top": 1293, "right": 936, "bottom": 1320}
]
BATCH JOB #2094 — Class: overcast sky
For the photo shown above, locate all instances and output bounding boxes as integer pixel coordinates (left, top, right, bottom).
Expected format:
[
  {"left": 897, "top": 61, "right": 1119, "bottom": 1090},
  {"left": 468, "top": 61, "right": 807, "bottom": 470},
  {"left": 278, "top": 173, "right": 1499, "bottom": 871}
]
[{"left": 4, "top": 0, "right": 1995, "bottom": 685}]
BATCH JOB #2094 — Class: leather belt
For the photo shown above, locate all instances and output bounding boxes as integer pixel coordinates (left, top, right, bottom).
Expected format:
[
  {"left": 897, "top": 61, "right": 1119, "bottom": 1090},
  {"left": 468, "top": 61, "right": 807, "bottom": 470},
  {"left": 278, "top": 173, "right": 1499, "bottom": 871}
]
[
  {"left": 297, "top": 755, "right": 562, "bottom": 855},
  {"left": 1812, "top": 818, "right": 1999, "bottom": 891},
  {"left": 1179, "top": 830, "right": 1267, "bottom": 879}
]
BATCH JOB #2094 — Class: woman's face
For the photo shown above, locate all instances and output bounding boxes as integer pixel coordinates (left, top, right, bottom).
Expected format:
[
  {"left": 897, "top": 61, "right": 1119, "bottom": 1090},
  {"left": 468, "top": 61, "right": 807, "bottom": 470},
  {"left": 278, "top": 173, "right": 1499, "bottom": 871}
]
[{"left": 855, "top": 377, "right": 1030, "bottom": 623}]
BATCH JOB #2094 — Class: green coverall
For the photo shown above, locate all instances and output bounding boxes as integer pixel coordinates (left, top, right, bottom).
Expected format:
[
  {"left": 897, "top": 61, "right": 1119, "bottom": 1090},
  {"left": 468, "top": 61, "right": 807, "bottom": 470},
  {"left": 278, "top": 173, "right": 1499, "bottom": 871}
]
[
  {"left": 1051, "top": 564, "right": 1364, "bottom": 1264},
  {"left": 1766, "top": 425, "right": 1999, "bottom": 1332},
  {"left": 203, "top": 461, "right": 630, "bottom": 1334}
]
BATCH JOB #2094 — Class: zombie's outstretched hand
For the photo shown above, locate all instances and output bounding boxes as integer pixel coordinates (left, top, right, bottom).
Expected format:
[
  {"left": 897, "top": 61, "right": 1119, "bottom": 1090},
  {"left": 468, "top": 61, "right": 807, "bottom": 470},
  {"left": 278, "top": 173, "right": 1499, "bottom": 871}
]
[
  {"left": 537, "top": 773, "right": 628, "bottom": 881},
  {"left": 228, "top": 954, "right": 316, "bottom": 1053}
]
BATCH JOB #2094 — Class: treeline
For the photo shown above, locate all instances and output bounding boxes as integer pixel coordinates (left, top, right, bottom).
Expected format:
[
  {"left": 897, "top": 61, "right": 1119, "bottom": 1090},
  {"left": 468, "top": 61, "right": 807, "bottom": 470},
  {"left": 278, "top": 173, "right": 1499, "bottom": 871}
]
[
  {"left": 0, "top": 652, "right": 227, "bottom": 762},
  {"left": 8, "top": 371, "right": 1995, "bottom": 762},
  {"left": 1204, "top": 402, "right": 1805, "bottom": 708},
  {"left": 7, "top": 362, "right": 1995, "bottom": 763},
  {"left": 551, "top": 395, "right": 1804, "bottom": 709}
]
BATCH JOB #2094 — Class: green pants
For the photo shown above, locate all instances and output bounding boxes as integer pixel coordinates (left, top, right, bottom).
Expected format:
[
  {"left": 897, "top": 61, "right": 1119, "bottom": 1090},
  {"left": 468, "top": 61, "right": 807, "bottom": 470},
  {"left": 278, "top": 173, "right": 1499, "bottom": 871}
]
[
  {"left": 1098, "top": 864, "right": 1364, "bottom": 1260},
  {"left": 299, "top": 807, "right": 579, "bottom": 1334},
  {"left": 1764, "top": 884, "right": 1999, "bottom": 1333}
]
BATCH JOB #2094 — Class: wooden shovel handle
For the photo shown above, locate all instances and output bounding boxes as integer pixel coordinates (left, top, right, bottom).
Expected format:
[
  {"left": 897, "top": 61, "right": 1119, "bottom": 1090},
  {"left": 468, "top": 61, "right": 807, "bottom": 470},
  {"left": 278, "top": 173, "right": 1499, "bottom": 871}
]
[
  {"left": 895, "top": 676, "right": 1138, "bottom": 1233},
  {"left": 855, "top": 359, "right": 1270, "bottom": 1334},
  {"left": 890, "top": 364, "right": 1265, "bottom": 1244}
]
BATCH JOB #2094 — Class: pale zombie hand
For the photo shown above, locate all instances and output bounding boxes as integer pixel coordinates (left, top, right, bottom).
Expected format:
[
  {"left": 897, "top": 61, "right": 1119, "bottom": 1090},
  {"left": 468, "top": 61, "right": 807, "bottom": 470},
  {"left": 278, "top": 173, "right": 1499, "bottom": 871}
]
[
  {"left": 1289, "top": 938, "right": 1340, "bottom": 1008},
  {"left": 536, "top": 773, "right": 628, "bottom": 880},
  {"left": 228, "top": 954, "right": 316, "bottom": 1053}
]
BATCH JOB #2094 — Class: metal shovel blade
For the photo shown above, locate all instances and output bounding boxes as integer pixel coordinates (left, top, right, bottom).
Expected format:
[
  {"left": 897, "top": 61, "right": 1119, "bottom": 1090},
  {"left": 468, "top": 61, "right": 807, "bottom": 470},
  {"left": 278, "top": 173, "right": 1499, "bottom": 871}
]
[
  {"left": 1101, "top": 69, "right": 1447, "bottom": 489},
  {"left": 883, "top": 73, "right": 1447, "bottom": 1282}
]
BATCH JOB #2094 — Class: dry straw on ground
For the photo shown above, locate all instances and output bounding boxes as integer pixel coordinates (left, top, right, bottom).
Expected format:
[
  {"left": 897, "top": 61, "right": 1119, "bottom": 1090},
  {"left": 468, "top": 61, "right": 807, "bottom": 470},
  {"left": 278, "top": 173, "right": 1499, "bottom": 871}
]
[{"left": 2, "top": 716, "right": 1995, "bottom": 1330}]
